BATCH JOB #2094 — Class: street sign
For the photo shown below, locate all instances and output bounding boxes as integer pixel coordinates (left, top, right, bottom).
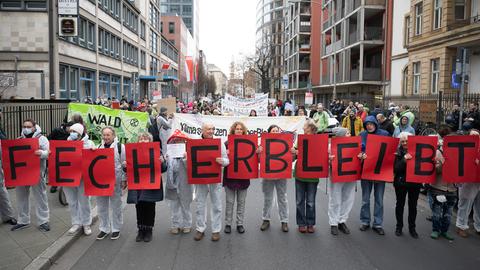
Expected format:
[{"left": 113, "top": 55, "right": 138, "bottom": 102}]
[
  {"left": 58, "top": 0, "right": 78, "bottom": 15},
  {"left": 59, "top": 17, "right": 78, "bottom": 37},
  {"left": 305, "top": 92, "right": 313, "bottom": 105},
  {"left": 282, "top": 75, "right": 289, "bottom": 90}
]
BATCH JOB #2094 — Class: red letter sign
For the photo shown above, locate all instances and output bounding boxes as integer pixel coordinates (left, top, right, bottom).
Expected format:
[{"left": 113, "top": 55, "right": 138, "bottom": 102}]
[
  {"left": 331, "top": 136, "right": 362, "bottom": 183},
  {"left": 1, "top": 139, "right": 40, "bottom": 187},
  {"left": 227, "top": 135, "right": 258, "bottom": 179},
  {"left": 406, "top": 136, "right": 438, "bottom": 184},
  {"left": 296, "top": 134, "right": 329, "bottom": 179},
  {"left": 260, "top": 133, "right": 293, "bottom": 179},
  {"left": 48, "top": 140, "right": 83, "bottom": 187},
  {"left": 443, "top": 135, "right": 478, "bottom": 183},
  {"left": 82, "top": 148, "right": 116, "bottom": 196},
  {"left": 361, "top": 135, "right": 399, "bottom": 182},
  {"left": 125, "top": 142, "right": 162, "bottom": 189},
  {"left": 187, "top": 138, "right": 222, "bottom": 184}
]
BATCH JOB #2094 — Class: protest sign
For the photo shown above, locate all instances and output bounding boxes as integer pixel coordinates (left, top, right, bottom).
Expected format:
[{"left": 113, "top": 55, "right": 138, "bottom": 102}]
[
  {"left": 82, "top": 148, "right": 116, "bottom": 196},
  {"left": 406, "top": 136, "right": 438, "bottom": 184},
  {"left": 48, "top": 140, "right": 83, "bottom": 187},
  {"left": 68, "top": 103, "right": 149, "bottom": 144},
  {"left": 221, "top": 93, "right": 268, "bottom": 116},
  {"left": 167, "top": 143, "right": 186, "bottom": 158},
  {"left": 154, "top": 97, "right": 177, "bottom": 114},
  {"left": 331, "top": 136, "right": 362, "bottom": 183},
  {"left": 361, "top": 135, "right": 399, "bottom": 182},
  {"left": 227, "top": 135, "right": 258, "bottom": 179},
  {"left": 295, "top": 134, "right": 329, "bottom": 179},
  {"left": 125, "top": 142, "right": 162, "bottom": 190},
  {"left": 443, "top": 135, "right": 478, "bottom": 183},
  {"left": 1, "top": 139, "right": 40, "bottom": 187},
  {"left": 260, "top": 133, "right": 294, "bottom": 179},
  {"left": 187, "top": 138, "right": 222, "bottom": 184}
]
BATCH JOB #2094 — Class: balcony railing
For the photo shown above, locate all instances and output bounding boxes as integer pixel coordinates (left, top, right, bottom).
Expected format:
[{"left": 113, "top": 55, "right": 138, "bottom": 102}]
[
  {"left": 299, "top": 44, "right": 311, "bottom": 51},
  {"left": 321, "top": 74, "right": 330, "bottom": 85},
  {"left": 300, "top": 26, "right": 311, "bottom": 32},
  {"left": 350, "top": 69, "right": 359, "bottom": 81},
  {"left": 364, "top": 27, "right": 383, "bottom": 41},
  {"left": 299, "top": 62, "right": 310, "bottom": 70},
  {"left": 299, "top": 81, "right": 308, "bottom": 88},
  {"left": 363, "top": 68, "right": 381, "bottom": 81},
  {"left": 325, "top": 40, "right": 342, "bottom": 54},
  {"left": 349, "top": 31, "right": 358, "bottom": 45},
  {"left": 365, "top": 0, "right": 386, "bottom": 6}
]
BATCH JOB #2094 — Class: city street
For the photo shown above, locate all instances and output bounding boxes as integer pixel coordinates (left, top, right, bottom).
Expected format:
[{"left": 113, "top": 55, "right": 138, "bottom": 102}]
[{"left": 51, "top": 180, "right": 480, "bottom": 270}]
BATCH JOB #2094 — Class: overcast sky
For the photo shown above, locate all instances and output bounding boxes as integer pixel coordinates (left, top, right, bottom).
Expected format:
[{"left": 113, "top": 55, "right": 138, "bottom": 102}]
[{"left": 199, "top": 0, "right": 257, "bottom": 75}]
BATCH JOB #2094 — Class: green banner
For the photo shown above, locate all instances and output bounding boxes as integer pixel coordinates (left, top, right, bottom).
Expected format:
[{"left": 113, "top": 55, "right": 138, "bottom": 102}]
[{"left": 68, "top": 103, "right": 149, "bottom": 144}]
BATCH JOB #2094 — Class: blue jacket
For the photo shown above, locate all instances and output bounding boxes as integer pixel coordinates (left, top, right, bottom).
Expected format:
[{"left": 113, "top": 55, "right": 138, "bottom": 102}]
[{"left": 359, "top": 115, "right": 390, "bottom": 152}]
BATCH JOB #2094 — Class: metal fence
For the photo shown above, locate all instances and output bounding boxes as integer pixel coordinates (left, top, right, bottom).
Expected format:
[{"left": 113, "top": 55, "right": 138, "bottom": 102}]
[{"left": 0, "top": 100, "right": 70, "bottom": 139}]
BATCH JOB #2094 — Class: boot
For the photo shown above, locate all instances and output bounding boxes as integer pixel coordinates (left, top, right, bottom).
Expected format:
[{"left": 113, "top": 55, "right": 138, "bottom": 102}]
[
  {"left": 143, "top": 227, "right": 153, "bottom": 242},
  {"left": 136, "top": 229, "right": 144, "bottom": 242}
]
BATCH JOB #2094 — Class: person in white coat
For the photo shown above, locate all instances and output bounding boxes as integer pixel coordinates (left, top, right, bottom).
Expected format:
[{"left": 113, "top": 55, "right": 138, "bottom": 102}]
[
  {"left": 156, "top": 107, "right": 173, "bottom": 154},
  {"left": 63, "top": 123, "right": 95, "bottom": 236},
  {"left": 11, "top": 119, "right": 50, "bottom": 232},
  {"left": 96, "top": 126, "right": 126, "bottom": 240},
  {"left": 165, "top": 130, "right": 192, "bottom": 235},
  {"left": 194, "top": 123, "right": 229, "bottom": 242},
  {"left": 0, "top": 141, "right": 17, "bottom": 226},
  {"left": 327, "top": 127, "right": 358, "bottom": 235}
]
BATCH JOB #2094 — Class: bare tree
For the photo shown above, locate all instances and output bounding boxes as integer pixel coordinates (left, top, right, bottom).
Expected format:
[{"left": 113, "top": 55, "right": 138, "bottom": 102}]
[{"left": 243, "top": 42, "right": 273, "bottom": 94}]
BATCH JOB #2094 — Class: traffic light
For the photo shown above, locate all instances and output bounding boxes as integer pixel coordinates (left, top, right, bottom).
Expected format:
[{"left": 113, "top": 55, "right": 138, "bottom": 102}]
[{"left": 59, "top": 17, "right": 77, "bottom": 37}]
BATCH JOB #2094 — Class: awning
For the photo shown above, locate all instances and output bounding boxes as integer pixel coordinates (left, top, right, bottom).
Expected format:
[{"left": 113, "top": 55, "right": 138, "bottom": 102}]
[{"left": 138, "top": 75, "right": 178, "bottom": 81}]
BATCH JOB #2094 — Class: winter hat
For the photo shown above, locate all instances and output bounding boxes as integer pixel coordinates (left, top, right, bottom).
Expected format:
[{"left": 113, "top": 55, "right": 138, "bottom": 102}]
[
  {"left": 332, "top": 127, "right": 348, "bottom": 137},
  {"left": 70, "top": 123, "right": 84, "bottom": 135},
  {"left": 160, "top": 107, "right": 168, "bottom": 114},
  {"left": 167, "top": 129, "right": 189, "bottom": 143}
]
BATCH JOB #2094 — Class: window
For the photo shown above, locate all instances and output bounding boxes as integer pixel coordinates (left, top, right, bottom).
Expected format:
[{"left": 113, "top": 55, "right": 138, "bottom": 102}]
[
  {"left": 69, "top": 67, "right": 78, "bottom": 99},
  {"left": 111, "top": 76, "right": 120, "bottom": 99},
  {"left": 99, "top": 73, "right": 110, "bottom": 98},
  {"left": 150, "top": 29, "right": 158, "bottom": 54},
  {"left": 160, "top": 21, "right": 163, "bottom": 33},
  {"left": 123, "top": 41, "right": 138, "bottom": 66},
  {"left": 140, "top": 20, "right": 146, "bottom": 40},
  {"left": 98, "top": 28, "right": 120, "bottom": 60},
  {"left": 80, "top": 69, "right": 95, "bottom": 100},
  {"left": 0, "top": 0, "right": 46, "bottom": 11},
  {"left": 402, "top": 66, "right": 408, "bottom": 95},
  {"left": 150, "top": 3, "right": 160, "bottom": 30},
  {"left": 150, "top": 56, "right": 158, "bottom": 76},
  {"left": 182, "top": 5, "right": 191, "bottom": 14},
  {"left": 61, "top": 17, "right": 95, "bottom": 51},
  {"left": 59, "top": 65, "right": 67, "bottom": 98},
  {"left": 169, "top": 22, "right": 175, "bottom": 33},
  {"left": 413, "top": 61, "right": 421, "bottom": 94},
  {"left": 123, "top": 5, "right": 138, "bottom": 33},
  {"left": 140, "top": 51, "right": 146, "bottom": 69},
  {"left": 170, "top": 4, "right": 180, "bottom": 13},
  {"left": 404, "top": 16, "right": 410, "bottom": 47},
  {"left": 415, "top": 3, "right": 423, "bottom": 36},
  {"left": 455, "top": 0, "right": 465, "bottom": 20},
  {"left": 98, "top": 0, "right": 120, "bottom": 21},
  {"left": 59, "top": 65, "right": 79, "bottom": 100},
  {"left": 431, "top": 59, "right": 440, "bottom": 94},
  {"left": 433, "top": 0, "right": 442, "bottom": 30},
  {"left": 123, "top": 77, "right": 131, "bottom": 100}
]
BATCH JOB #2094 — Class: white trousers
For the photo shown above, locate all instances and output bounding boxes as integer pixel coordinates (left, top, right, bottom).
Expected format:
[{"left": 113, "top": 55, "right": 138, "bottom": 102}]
[
  {"left": 328, "top": 180, "right": 356, "bottom": 226},
  {"left": 195, "top": 184, "right": 222, "bottom": 233},
  {"left": 97, "top": 181, "right": 123, "bottom": 233},
  {"left": 262, "top": 180, "right": 289, "bottom": 223},
  {"left": 15, "top": 177, "right": 49, "bottom": 225},
  {"left": 64, "top": 180, "right": 92, "bottom": 226}
]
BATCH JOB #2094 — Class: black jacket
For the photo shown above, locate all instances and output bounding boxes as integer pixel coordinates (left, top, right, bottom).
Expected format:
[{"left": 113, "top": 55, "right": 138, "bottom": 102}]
[
  {"left": 47, "top": 125, "right": 69, "bottom": 140},
  {"left": 379, "top": 119, "right": 395, "bottom": 136},
  {"left": 393, "top": 147, "right": 422, "bottom": 188}
]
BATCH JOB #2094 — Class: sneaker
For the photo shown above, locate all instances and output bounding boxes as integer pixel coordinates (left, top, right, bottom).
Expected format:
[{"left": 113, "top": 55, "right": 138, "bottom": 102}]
[
  {"left": 170, "top": 228, "right": 180, "bottom": 235},
  {"left": 359, "top": 224, "right": 370, "bottom": 231},
  {"left": 338, "top": 223, "right": 350, "bottom": 234},
  {"left": 96, "top": 231, "right": 108, "bottom": 240},
  {"left": 143, "top": 230, "right": 152, "bottom": 242},
  {"left": 50, "top": 186, "right": 58, "bottom": 193},
  {"left": 83, "top": 225, "right": 92, "bottom": 236},
  {"left": 11, "top": 223, "right": 30, "bottom": 231},
  {"left": 111, "top": 232, "right": 120, "bottom": 240},
  {"left": 372, "top": 227, "right": 385, "bottom": 235},
  {"left": 331, "top": 226, "right": 339, "bottom": 235},
  {"left": 307, "top": 226, "right": 315, "bottom": 233},
  {"left": 136, "top": 230, "right": 144, "bottom": 242},
  {"left": 456, "top": 227, "right": 468, "bottom": 238},
  {"left": 39, "top": 222, "right": 50, "bottom": 232},
  {"left": 211, "top": 232, "right": 220, "bottom": 241},
  {"left": 182, "top": 227, "right": 192, "bottom": 234},
  {"left": 409, "top": 229, "right": 419, "bottom": 239},
  {"left": 430, "top": 231, "right": 440, "bottom": 239},
  {"left": 441, "top": 232, "right": 454, "bottom": 241},
  {"left": 298, "top": 226, "right": 307, "bottom": 233},
  {"left": 224, "top": 225, "right": 231, "bottom": 234},
  {"left": 395, "top": 228, "right": 402, "bottom": 236},
  {"left": 68, "top": 225, "right": 81, "bottom": 235},
  {"left": 281, "top": 222, "right": 289, "bottom": 232},
  {"left": 4, "top": 218, "right": 17, "bottom": 225},
  {"left": 194, "top": 230, "right": 204, "bottom": 241},
  {"left": 260, "top": 220, "right": 270, "bottom": 231},
  {"left": 237, "top": 225, "right": 245, "bottom": 234}
]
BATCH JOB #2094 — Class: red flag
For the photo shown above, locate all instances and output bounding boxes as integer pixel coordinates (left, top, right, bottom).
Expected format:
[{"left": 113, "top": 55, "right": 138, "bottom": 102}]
[
  {"left": 361, "top": 135, "right": 399, "bottom": 182},
  {"left": 260, "top": 133, "right": 293, "bottom": 179},
  {"left": 331, "top": 136, "right": 362, "bottom": 183},
  {"left": 227, "top": 135, "right": 258, "bottom": 179},
  {"left": 406, "top": 136, "right": 438, "bottom": 184},
  {"left": 125, "top": 142, "right": 162, "bottom": 189},
  {"left": 48, "top": 140, "right": 83, "bottom": 187},
  {"left": 1, "top": 139, "right": 41, "bottom": 187},
  {"left": 82, "top": 148, "right": 116, "bottom": 196},
  {"left": 296, "top": 134, "right": 329, "bottom": 179},
  {"left": 443, "top": 135, "right": 478, "bottom": 183},
  {"left": 187, "top": 138, "right": 222, "bottom": 184}
]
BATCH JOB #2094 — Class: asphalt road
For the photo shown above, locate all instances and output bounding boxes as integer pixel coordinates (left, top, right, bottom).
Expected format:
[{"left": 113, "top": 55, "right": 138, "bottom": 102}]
[{"left": 51, "top": 180, "right": 480, "bottom": 270}]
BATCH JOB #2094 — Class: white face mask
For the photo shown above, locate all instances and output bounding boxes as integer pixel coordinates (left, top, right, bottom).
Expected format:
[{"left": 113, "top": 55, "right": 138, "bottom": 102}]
[
  {"left": 22, "top": 128, "right": 33, "bottom": 135},
  {"left": 68, "top": 132, "right": 79, "bottom": 141}
]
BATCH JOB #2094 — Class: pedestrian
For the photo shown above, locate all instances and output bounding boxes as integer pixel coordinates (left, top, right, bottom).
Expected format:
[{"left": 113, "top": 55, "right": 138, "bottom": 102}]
[
  {"left": 259, "top": 125, "right": 291, "bottom": 233},
  {"left": 223, "top": 122, "right": 252, "bottom": 234},
  {"left": 0, "top": 140, "right": 17, "bottom": 226},
  {"left": 293, "top": 120, "right": 319, "bottom": 233},
  {"left": 127, "top": 132, "right": 166, "bottom": 242},
  {"left": 341, "top": 108, "right": 364, "bottom": 136},
  {"left": 249, "top": 110, "right": 257, "bottom": 117},
  {"left": 393, "top": 116, "right": 415, "bottom": 138},
  {"left": 63, "top": 123, "right": 95, "bottom": 236},
  {"left": 165, "top": 130, "right": 192, "bottom": 235},
  {"left": 428, "top": 135, "right": 457, "bottom": 240},
  {"left": 156, "top": 107, "right": 173, "bottom": 154},
  {"left": 96, "top": 126, "right": 126, "bottom": 240},
  {"left": 455, "top": 129, "right": 480, "bottom": 237},
  {"left": 358, "top": 116, "right": 390, "bottom": 235},
  {"left": 47, "top": 121, "right": 75, "bottom": 193},
  {"left": 328, "top": 127, "right": 358, "bottom": 236},
  {"left": 376, "top": 114, "right": 395, "bottom": 136},
  {"left": 193, "top": 123, "right": 229, "bottom": 242},
  {"left": 463, "top": 103, "right": 480, "bottom": 131},
  {"left": 356, "top": 104, "right": 367, "bottom": 122},
  {"left": 313, "top": 104, "right": 329, "bottom": 133},
  {"left": 11, "top": 119, "right": 50, "bottom": 232},
  {"left": 296, "top": 107, "right": 307, "bottom": 117},
  {"left": 394, "top": 105, "right": 415, "bottom": 127},
  {"left": 393, "top": 132, "right": 422, "bottom": 238}
]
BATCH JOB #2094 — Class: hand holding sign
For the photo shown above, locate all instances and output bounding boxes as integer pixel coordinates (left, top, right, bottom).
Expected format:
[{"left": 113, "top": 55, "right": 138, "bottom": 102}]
[
  {"left": 187, "top": 138, "right": 222, "bottom": 184},
  {"left": 1, "top": 139, "right": 41, "bottom": 187}
]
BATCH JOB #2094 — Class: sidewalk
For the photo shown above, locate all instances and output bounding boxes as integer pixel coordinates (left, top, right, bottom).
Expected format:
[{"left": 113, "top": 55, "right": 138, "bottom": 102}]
[{"left": 1, "top": 188, "right": 80, "bottom": 270}]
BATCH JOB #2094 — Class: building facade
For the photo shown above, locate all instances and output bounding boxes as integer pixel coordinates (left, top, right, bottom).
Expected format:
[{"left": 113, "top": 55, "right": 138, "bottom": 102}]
[
  {"left": 256, "top": 0, "right": 286, "bottom": 99},
  {"left": 159, "top": 0, "right": 199, "bottom": 51},
  {"left": 207, "top": 64, "right": 227, "bottom": 96},
  {"left": 389, "top": 0, "right": 410, "bottom": 97},
  {"left": 0, "top": 0, "right": 179, "bottom": 101},
  {"left": 404, "top": 0, "right": 480, "bottom": 96}
]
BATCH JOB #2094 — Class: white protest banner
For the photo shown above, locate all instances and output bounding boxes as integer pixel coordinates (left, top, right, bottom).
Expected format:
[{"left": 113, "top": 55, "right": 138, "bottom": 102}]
[
  {"left": 221, "top": 93, "right": 268, "bottom": 116},
  {"left": 171, "top": 113, "right": 306, "bottom": 142}
]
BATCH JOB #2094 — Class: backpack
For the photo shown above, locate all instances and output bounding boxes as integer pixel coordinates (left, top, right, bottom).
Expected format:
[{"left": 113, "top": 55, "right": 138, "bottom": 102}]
[{"left": 149, "top": 117, "right": 161, "bottom": 142}]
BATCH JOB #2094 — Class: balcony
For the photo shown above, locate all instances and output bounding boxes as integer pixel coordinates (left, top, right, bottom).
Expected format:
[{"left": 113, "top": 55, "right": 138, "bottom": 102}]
[
  {"left": 365, "top": 0, "right": 386, "bottom": 6},
  {"left": 299, "top": 81, "right": 308, "bottom": 88},
  {"left": 300, "top": 22, "right": 311, "bottom": 33},
  {"left": 325, "top": 40, "right": 342, "bottom": 55},
  {"left": 349, "top": 32, "right": 358, "bottom": 45},
  {"left": 323, "top": 19, "right": 331, "bottom": 30},
  {"left": 299, "top": 62, "right": 310, "bottom": 70},
  {"left": 364, "top": 27, "right": 383, "bottom": 41},
  {"left": 350, "top": 69, "right": 359, "bottom": 81},
  {"left": 299, "top": 43, "right": 311, "bottom": 51},
  {"left": 363, "top": 68, "right": 381, "bottom": 81}
]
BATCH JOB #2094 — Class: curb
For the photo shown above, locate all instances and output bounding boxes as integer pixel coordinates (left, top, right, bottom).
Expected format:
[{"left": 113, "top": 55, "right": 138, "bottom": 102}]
[{"left": 24, "top": 206, "right": 98, "bottom": 270}]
